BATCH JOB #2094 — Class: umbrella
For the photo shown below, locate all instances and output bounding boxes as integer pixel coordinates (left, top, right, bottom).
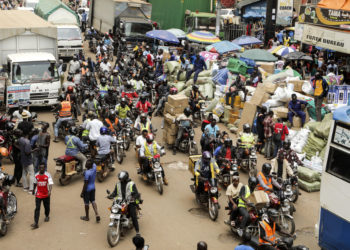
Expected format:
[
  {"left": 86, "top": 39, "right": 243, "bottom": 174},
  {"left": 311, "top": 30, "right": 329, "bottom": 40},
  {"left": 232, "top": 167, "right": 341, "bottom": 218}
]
[
  {"left": 283, "top": 51, "right": 312, "bottom": 61},
  {"left": 282, "top": 68, "right": 302, "bottom": 78},
  {"left": 166, "top": 28, "right": 186, "bottom": 39},
  {"left": 275, "top": 47, "right": 295, "bottom": 56},
  {"left": 232, "top": 35, "right": 262, "bottom": 46},
  {"left": 268, "top": 45, "right": 284, "bottom": 54},
  {"left": 186, "top": 31, "right": 221, "bottom": 44},
  {"left": 146, "top": 30, "right": 179, "bottom": 44},
  {"left": 199, "top": 51, "right": 219, "bottom": 61},
  {"left": 212, "top": 68, "right": 229, "bottom": 85},
  {"left": 240, "top": 49, "right": 277, "bottom": 62},
  {"left": 206, "top": 40, "right": 243, "bottom": 54}
]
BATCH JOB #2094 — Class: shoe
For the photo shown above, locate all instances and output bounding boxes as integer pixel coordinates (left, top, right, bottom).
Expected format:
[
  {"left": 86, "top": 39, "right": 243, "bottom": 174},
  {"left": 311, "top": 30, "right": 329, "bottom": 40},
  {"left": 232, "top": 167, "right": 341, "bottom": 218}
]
[
  {"left": 23, "top": 188, "right": 28, "bottom": 192},
  {"left": 16, "top": 183, "right": 23, "bottom": 187},
  {"left": 31, "top": 223, "right": 39, "bottom": 229},
  {"left": 53, "top": 138, "right": 59, "bottom": 143},
  {"left": 237, "top": 228, "right": 243, "bottom": 237},
  {"left": 142, "top": 174, "right": 147, "bottom": 181},
  {"left": 163, "top": 177, "right": 168, "bottom": 185},
  {"left": 224, "top": 219, "right": 230, "bottom": 225},
  {"left": 28, "top": 190, "right": 33, "bottom": 195},
  {"left": 44, "top": 217, "right": 50, "bottom": 222}
]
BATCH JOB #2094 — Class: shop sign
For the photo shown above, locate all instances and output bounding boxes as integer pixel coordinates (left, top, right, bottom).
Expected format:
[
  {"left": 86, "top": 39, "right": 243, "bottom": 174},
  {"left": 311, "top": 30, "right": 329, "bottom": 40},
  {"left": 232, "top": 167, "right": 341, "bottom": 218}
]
[
  {"left": 276, "top": 0, "right": 293, "bottom": 26},
  {"left": 301, "top": 24, "right": 350, "bottom": 54},
  {"left": 299, "top": 6, "right": 350, "bottom": 30}
]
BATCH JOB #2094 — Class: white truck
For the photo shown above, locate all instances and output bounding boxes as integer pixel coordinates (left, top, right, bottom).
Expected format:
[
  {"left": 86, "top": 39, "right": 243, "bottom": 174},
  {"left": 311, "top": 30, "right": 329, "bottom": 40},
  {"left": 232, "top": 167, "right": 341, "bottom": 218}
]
[
  {"left": 35, "top": 0, "right": 83, "bottom": 58},
  {"left": 90, "top": 0, "right": 153, "bottom": 45},
  {"left": 0, "top": 11, "right": 60, "bottom": 108}
]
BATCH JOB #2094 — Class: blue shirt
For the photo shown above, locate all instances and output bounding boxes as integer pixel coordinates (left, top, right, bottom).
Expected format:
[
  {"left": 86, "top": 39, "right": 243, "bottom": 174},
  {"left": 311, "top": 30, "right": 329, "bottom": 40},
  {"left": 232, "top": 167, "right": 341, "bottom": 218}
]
[
  {"left": 65, "top": 135, "right": 87, "bottom": 156},
  {"left": 277, "top": 32, "right": 283, "bottom": 44},
  {"left": 31, "top": 134, "right": 38, "bottom": 148},
  {"left": 204, "top": 124, "right": 219, "bottom": 138},
  {"left": 84, "top": 164, "right": 96, "bottom": 192},
  {"left": 214, "top": 145, "right": 222, "bottom": 157},
  {"left": 97, "top": 135, "right": 116, "bottom": 155},
  {"left": 81, "top": 12, "right": 87, "bottom": 22},
  {"left": 235, "top": 246, "right": 254, "bottom": 250},
  {"left": 288, "top": 100, "right": 308, "bottom": 112},
  {"left": 193, "top": 56, "right": 207, "bottom": 71}
]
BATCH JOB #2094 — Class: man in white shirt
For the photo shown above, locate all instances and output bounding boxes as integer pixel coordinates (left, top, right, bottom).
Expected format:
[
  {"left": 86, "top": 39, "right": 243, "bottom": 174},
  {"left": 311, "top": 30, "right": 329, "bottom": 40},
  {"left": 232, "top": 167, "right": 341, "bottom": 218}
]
[
  {"left": 68, "top": 56, "right": 80, "bottom": 75},
  {"left": 135, "top": 129, "right": 148, "bottom": 169},
  {"left": 225, "top": 174, "right": 243, "bottom": 226},
  {"left": 86, "top": 116, "right": 103, "bottom": 142},
  {"left": 100, "top": 58, "right": 111, "bottom": 73},
  {"left": 11, "top": 105, "right": 31, "bottom": 122}
]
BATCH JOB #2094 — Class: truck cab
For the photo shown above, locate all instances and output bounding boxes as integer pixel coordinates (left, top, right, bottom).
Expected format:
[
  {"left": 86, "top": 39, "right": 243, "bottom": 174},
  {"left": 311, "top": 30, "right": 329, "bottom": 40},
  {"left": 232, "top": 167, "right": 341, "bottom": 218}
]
[
  {"left": 118, "top": 17, "right": 153, "bottom": 44},
  {"left": 57, "top": 25, "right": 83, "bottom": 58},
  {"left": 5, "top": 52, "right": 60, "bottom": 107},
  {"left": 184, "top": 12, "right": 224, "bottom": 37}
]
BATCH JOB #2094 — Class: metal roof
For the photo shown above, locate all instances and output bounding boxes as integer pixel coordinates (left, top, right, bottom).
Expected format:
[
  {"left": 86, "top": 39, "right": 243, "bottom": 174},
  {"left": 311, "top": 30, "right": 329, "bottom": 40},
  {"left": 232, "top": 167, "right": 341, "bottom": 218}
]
[
  {"left": 0, "top": 10, "right": 55, "bottom": 29},
  {"left": 236, "top": 0, "right": 261, "bottom": 9},
  {"left": 7, "top": 52, "right": 56, "bottom": 62},
  {"left": 114, "top": 0, "right": 151, "bottom": 5}
]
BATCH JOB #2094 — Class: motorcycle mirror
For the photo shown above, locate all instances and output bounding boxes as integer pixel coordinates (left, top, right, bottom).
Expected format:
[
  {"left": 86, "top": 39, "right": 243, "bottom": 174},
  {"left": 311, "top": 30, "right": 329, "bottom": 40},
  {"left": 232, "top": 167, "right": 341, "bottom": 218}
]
[{"left": 106, "top": 190, "right": 110, "bottom": 194}]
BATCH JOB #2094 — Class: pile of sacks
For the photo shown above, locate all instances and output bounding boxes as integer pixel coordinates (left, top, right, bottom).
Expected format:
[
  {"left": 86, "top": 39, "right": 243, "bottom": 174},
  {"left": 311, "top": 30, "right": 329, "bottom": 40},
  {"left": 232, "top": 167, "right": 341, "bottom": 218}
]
[{"left": 298, "top": 166, "right": 321, "bottom": 192}]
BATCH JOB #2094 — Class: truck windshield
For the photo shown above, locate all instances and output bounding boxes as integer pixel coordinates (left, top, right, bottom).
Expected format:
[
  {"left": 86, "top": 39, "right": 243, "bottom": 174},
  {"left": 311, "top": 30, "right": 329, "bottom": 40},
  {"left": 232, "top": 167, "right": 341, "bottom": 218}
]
[
  {"left": 197, "top": 17, "right": 216, "bottom": 30},
  {"left": 57, "top": 28, "right": 82, "bottom": 40},
  {"left": 124, "top": 22, "right": 153, "bottom": 37},
  {"left": 12, "top": 61, "right": 58, "bottom": 84}
]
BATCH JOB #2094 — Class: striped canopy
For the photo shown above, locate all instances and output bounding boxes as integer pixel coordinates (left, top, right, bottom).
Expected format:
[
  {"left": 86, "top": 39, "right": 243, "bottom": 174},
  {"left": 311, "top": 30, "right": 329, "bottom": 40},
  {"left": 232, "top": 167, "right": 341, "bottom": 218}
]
[{"left": 186, "top": 31, "right": 221, "bottom": 44}]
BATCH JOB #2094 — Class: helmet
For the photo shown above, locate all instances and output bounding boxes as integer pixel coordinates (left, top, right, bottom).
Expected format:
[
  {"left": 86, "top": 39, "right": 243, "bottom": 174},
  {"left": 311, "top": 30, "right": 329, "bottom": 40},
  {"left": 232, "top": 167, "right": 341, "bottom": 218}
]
[
  {"left": 192, "top": 84, "right": 199, "bottom": 90},
  {"left": 120, "top": 97, "right": 127, "bottom": 104},
  {"left": 67, "top": 86, "right": 74, "bottom": 93},
  {"left": 140, "top": 95, "right": 147, "bottom": 101},
  {"left": 140, "top": 113, "right": 147, "bottom": 120},
  {"left": 0, "top": 147, "right": 8, "bottom": 157},
  {"left": 100, "top": 77, "right": 107, "bottom": 84},
  {"left": 67, "top": 75, "right": 73, "bottom": 82},
  {"left": 224, "top": 138, "right": 232, "bottom": 147},
  {"left": 243, "top": 123, "right": 251, "bottom": 133},
  {"left": 170, "top": 87, "right": 178, "bottom": 95},
  {"left": 248, "top": 176, "right": 258, "bottom": 191},
  {"left": 58, "top": 94, "right": 66, "bottom": 102},
  {"left": 118, "top": 171, "right": 129, "bottom": 182},
  {"left": 184, "top": 107, "right": 191, "bottom": 117},
  {"left": 262, "top": 163, "right": 272, "bottom": 176},
  {"left": 267, "top": 208, "right": 279, "bottom": 220},
  {"left": 202, "top": 151, "right": 211, "bottom": 160},
  {"left": 100, "top": 126, "right": 108, "bottom": 135},
  {"left": 86, "top": 71, "right": 92, "bottom": 78},
  {"left": 69, "top": 126, "right": 78, "bottom": 135},
  {"left": 88, "top": 111, "right": 94, "bottom": 118},
  {"left": 146, "top": 134, "right": 154, "bottom": 144}
]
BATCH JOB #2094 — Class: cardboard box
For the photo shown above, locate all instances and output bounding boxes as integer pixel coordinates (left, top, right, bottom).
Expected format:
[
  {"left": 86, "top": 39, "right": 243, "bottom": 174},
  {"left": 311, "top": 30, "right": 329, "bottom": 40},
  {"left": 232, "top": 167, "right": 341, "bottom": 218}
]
[
  {"left": 168, "top": 94, "right": 189, "bottom": 107},
  {"left": 164, "top": 113, "right": 176, "bottom": 125},
  {"left": 293, "top": 116, "right": 302, "bottom": 128},
  {"left": 189, "top": 155, "right": 202, "bottom": 175},
  {"left": 238, "top": 102, "right": 257, "bottom": 132},
  {"left": 257, "top": 62, "right": 275, "bottom": 74},
  {"left": 164, "top": 102, "right": 184, "bottom": 116},
  {"left": 166, "top": 133, "right": 176, "bottom": 145},
  {"left": 276, "top": 107, "right": 289, "bottom": 119},
  {"left": 289, "top": 80, "right": 304, "bottom": 92},
  {"left": 263, "top": 82, "right": 278, "bottom": 94},
  {"left": 247, "top": 190, "right": 270, "bottom": 206},
  {"left": 249, "top": 84, "right": 267, "bottom": 107}
]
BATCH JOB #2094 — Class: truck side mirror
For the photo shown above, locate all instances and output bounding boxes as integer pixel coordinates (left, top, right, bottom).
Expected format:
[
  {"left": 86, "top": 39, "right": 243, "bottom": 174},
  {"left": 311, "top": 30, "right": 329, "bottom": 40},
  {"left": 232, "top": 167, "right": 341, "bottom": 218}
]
[{"left": 62, "top": 63, "right": 67, "bottom": 72}]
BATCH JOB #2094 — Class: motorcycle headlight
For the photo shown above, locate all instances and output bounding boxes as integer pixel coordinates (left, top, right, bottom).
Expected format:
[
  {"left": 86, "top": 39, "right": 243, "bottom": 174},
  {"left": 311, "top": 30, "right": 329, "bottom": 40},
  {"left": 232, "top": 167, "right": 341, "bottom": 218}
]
[
  {"left": 111, "top": 205, "right": 119, "bottom": 213},
  {"left": 154, "top": 162, "right": 161, "bottom": 169},
  {"left": 283, "top": 199, "right": 290, "bottom": 207},
  {"left": 210, "top": 187, "right": 217, "bottom": 194},
  {"left": 118, "top": 136, "right": 122, "bottom": 141},
  {"left": 190, "top": 131, "right": 195, "bottom": 137}
]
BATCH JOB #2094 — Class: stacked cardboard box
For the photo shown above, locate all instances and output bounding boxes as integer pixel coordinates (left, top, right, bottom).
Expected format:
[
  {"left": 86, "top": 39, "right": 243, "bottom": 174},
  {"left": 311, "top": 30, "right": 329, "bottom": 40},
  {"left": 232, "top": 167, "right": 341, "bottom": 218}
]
[{"left": 163, "top": 94, "right": 189, "bottom": 145}]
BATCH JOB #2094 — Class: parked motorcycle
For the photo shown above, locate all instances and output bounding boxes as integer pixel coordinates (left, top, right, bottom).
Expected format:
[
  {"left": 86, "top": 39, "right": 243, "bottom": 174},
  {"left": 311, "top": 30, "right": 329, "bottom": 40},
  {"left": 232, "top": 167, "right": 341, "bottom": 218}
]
[
  {"left": 190, "top": 173, "right": 220, "bottom": 221},
  {"left": 176, "top": 125, "right": 198, "bottom": 155},
  {"left": 218, "top": 158, "right": 238, "bottom": 188},
  {"left": 237, "top": 141, "right": 257, "bottom": 177},
  {"left": 0, "top": 169, "right": 17, "bottom": 236},
  {"left": 139, "top": 148, "right": 165, "bottom": 195}
]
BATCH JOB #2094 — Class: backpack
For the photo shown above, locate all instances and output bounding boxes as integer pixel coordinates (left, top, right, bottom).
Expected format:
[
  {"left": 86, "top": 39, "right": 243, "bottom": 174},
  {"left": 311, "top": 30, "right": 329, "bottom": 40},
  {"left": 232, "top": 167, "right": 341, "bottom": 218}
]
[{"left": 273, "top": 125, "right": 285, "bottom": 143}]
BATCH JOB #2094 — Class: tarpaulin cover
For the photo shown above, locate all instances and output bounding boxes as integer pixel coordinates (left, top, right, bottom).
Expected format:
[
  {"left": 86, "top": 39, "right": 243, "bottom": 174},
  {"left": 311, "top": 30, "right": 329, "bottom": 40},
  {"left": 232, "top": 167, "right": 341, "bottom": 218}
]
[
  {"left": 226, "top": 58, "right": 248, "bottom": 76},
  {"left": 318, "top": 0, "right": 350, "bottom": 10},
  {"left": 35, "top": 0, "right": 79, "bottom": 25}
]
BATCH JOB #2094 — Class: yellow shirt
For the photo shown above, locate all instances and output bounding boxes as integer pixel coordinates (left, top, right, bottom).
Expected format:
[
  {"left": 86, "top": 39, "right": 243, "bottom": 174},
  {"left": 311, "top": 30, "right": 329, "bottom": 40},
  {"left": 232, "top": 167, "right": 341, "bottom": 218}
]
[{"left": 314, "top": 79, "right": 323, "bottom": 96}]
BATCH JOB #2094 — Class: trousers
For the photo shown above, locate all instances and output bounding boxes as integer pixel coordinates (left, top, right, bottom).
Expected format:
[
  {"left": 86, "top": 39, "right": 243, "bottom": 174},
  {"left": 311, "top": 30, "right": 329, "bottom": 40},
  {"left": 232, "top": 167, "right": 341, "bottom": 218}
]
[
  {"left": 34, "top": 197, "right": 50, "bottom": 224},
  {"left": 314, "top": 96, "right": 323, "bottom": 122},
  {"left": 288, "top": 110, "right": 306, "bottom": 124},
  {"left": 54, "top": 117, "right": 72, "bottom": 137},
  {"left": 238, "top": 207, "right": 250, "bottom": 229},
  {"left": 22, "top": 164, "right": 34, "bottom": 191},
  {"left": 186, "top": 68, "right": 203, "bottom": 84}
]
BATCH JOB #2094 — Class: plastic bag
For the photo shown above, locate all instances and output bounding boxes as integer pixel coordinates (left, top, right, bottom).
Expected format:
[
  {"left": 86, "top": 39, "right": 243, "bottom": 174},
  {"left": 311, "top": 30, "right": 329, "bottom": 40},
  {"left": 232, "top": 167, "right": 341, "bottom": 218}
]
[
  {"left": 264, "top": 99, "right": 284, "bottom": 108},
  {"left": 298, "top": 179, "right": 320, "bottom": 192},
  {"left": 213, "top": 103, "right": 225, "bottom": 117},
  {"left": 314, "top": 113, "right": 332, "bottom": 139},
  {"left": 302, "top": 81, "right": 314, "bottom": 95},
  {"left": 305, "top": 121, "right": 320, "bottom": 132},
  {"left": 298, "top": 166, "right": 321, "bottom": 182},
  {"left": 164, "top": 61, "right": 180, "bottom": 74},
  {"left": 302, "top": 133, "right": 327, "bottom": 160}
]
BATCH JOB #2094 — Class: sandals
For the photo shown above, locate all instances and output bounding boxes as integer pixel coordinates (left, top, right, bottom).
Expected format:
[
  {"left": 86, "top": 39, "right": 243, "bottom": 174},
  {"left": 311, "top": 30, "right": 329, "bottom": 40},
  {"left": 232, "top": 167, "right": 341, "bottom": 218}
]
[
  {"left": 80, "top": 216, "right": 89, "bottom": 221},
  {"left": 96, "top": 216, "right": 100, "bottom": 223}
]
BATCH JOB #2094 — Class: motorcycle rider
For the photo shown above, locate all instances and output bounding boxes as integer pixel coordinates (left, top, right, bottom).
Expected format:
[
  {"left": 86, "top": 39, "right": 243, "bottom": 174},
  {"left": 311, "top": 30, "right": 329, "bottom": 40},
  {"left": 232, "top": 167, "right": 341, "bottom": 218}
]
[
  {"left": 110, "top": 69, "right": 122, "bottom": 87},
  {"left": 121, "top": 81, "right": 138, "bottom": 106},
  {"left": 96, "top": 127, "right": 116, "bottom": 167},
  {"left": 154, "top": 79, "right": 170, "bottom": 116},
  {"left": 257, "top": 163, "right": 282, "bottom": 194},
  {"left": 189, "top": 85, "right": 205, "bottom": 115},
  {"left": 201, "top": 118, "right": 220, "bottom": 151},
  {"left": 136, "top": 129, "right": 148, "bottom": 169},
  {"left": 225, "top": 173, "right": 243, "bottom": 227},
  {"left": 194, "top": 151, "right": 220, "bottom": 195},
  {"left": 65, "top": 86, "right": 80, "bottom": 120},
  {"left": 63, "top": 75, "right": 75, "bottom": 92},
  {"left": 103, "top": 110, "right": 121, "bottom": 134},
  {"left": 135, "top": 94, "right": 152, "bottom": 116},
  {"left": 139, "top": 134, "right": 168, "bottom": 185},
  {"left": 173, "top": 107, "right": 193, "bottom": 155},
  {"left": 135, "top": 113, "right": 153, "bottom": 134},
  {"left": 236, "top": 176, "right": 258, "bottom": 237},
  {"left": 68, "top": 55, "right": 80, "bottom": 75},
  {"left": 216, "top": 138, "right": 237, "bottom": 167},
  {"left": 100, "top": 58, "right": 111, "bottom": 73},
  {"left": 237, "top": 124, "right": 256, "bottom": 159},
  {"left": 274, "top": 140, "right": 302, "bottom": 179},
  {"left": 107, "top": 171, "right": 141, "bottom": 235},
  {"left": 65, "top": 127, "right": 88, "bottom": 170},
  {"left": 98, "top": 77, "right": 109, "bottom": 97},
  {"left": 54, "top": 95, "right": 73, "bottom": 142},
  {"left": 115, "top": 98, "right": 132, "bottom": 120},
  {"left": 82, "top": 92, "right": 101, "bottom": 116}
]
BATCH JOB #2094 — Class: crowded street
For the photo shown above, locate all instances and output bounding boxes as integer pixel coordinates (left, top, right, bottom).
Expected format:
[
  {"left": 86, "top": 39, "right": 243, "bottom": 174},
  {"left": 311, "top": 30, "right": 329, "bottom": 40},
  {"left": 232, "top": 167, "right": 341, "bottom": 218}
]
[{"left": 0, "top": 0, "right": 349, "bottom": 249}]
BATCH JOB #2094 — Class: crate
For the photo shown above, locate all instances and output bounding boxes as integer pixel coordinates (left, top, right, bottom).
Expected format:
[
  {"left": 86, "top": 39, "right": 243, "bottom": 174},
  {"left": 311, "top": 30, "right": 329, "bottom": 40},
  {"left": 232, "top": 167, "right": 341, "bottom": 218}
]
[
  {"left": 189, "top": 155, "right": 201, "bottom": 175},
  {"left": 65, "top": 161, "right": 78, "bottom": 176}
]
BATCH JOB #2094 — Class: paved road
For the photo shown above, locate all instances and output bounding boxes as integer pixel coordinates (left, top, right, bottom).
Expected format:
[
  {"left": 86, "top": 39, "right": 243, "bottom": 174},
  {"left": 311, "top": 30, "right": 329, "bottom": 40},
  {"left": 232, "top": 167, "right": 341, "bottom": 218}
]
[{"left": 0, "top": 110, "right": 320, "bottom": 250}]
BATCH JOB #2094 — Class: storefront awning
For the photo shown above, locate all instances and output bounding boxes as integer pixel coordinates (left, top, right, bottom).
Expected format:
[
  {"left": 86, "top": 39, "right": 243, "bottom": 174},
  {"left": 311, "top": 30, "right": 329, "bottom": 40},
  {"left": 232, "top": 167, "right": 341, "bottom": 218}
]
[{"left": 236, "top": 0, "right": 261, "bottom": 9}]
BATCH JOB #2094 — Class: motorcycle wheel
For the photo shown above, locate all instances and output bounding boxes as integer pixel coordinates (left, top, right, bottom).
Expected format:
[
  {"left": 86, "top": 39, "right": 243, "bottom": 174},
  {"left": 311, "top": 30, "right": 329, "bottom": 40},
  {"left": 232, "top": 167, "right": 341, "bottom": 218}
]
[
  {"left": 107, "top": 222, "right": 121, "bottom": 247},
  {"left": 277, "top": 215, "right": 295, "bottom": 235},
  {"left": 291, "top": 185, "right": 299, "bottom": 203},
  {"left": 249, "top": 166, "right": 257, "bottom": 178},
  {"left": 156, "top": 176, "right": 163, "bottom": 195},
  {"left": 116, "top": 147, "right": 124, "bottom": 164},
  {"left": 109, "top": 53, "right": 113, "bottom": 62},
  {"left": 123, "top": 137, "right": 130, "bottom": 151},
  {"left": 59, "top": 176, "right": 72, "bottom": 186},
  {"left": 208, "top": 200, "right": 219, "bottom": 221},
  {"left": 0, "top": 215, "right": 7, "bottom": 236},
  {"left": 97, "top": 170, "right": 106, "bottom": 182},
  {"left": 7, "top": 193, "right": 17, "bottom": 216}
]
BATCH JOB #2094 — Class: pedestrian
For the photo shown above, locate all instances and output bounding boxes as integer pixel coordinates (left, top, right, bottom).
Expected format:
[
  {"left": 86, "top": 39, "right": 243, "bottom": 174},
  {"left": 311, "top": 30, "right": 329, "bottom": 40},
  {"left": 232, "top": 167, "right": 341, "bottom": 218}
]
[
  {"left": 197, "top": 241, "right": 208, "bottom": 250},
  {"left": 12, "top": 129, "right": 23, "bottom": 187},
  {"left": 36, "top": 123, "right": 50, "bottom": 171},
  {"left": 256, "top": 106, "right": 267, "bottom": 152},
  {"left": 273, "top": 118, "right": 289, "bottom": 158},
  {"left": 81, "top": 9, "right": 87, "bottom": 32},
  {"left": 31, "top": 163, "right": 53, "bottom": 229},
  {"left": 263, "top": 111, "right": 274, "bottom": 160},
  {"left": 19, "top": 130, "right": 35, "bottom": 194},
  {"left": 30, "top": 128, "right": 40, "bottom": 173},
  {"left": 312, "top": 72, "right": 329, "bottom": 121},
  {"left": 80, "top": 159, "right": 100, "bottom": 222},
  {"left": 132, "top": 235, "right": 149, "bottom": 250}
]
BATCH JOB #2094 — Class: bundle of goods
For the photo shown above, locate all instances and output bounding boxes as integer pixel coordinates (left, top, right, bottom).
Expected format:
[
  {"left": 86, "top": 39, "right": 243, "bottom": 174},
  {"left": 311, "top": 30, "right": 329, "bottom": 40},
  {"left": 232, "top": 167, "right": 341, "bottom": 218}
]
[{"left": 298, "top": 166, "right": 321, "bottom": 192}]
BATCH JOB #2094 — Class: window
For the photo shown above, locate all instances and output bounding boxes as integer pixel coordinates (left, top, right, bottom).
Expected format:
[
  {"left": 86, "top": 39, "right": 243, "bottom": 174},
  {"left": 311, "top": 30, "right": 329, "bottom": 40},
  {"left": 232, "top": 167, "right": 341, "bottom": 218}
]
[
  {"left": 124, "top": 22, "right": 153, "bottom": 36},
  {"left": 12, "top": 62, "right": 58, "bottom": 84},
  {"left": 326, "top": 146, "right": 350, "bottom": 183},
  {"left": 57, "top": 28, "right": 82, "bottom": 40},
  {"left": 220, "top": 10, "right": 229, "bottom": 15}
]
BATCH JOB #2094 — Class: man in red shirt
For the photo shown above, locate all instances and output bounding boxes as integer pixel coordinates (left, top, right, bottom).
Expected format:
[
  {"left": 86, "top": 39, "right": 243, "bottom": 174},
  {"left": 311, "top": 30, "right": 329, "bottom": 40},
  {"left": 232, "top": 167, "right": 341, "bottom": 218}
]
[
  {"left": 273, "top": 118, "right": 289, "bottom": 158},
  {"left": 135, "top": 95, "right": 152, "bottom": 116},
  {"left": 31, "top": 164, "right": 53, "bottom": 229}
]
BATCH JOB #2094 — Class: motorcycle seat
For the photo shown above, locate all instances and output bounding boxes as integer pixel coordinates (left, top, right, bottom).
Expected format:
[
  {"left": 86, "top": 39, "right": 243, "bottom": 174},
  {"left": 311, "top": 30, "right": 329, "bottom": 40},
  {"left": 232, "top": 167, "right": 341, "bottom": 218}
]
[
  {"left": 58, "top": 155, "right": 76, "bottom": 162},
  {"left": 95, "top": 154, "right": 109, "bottom": 161}
]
